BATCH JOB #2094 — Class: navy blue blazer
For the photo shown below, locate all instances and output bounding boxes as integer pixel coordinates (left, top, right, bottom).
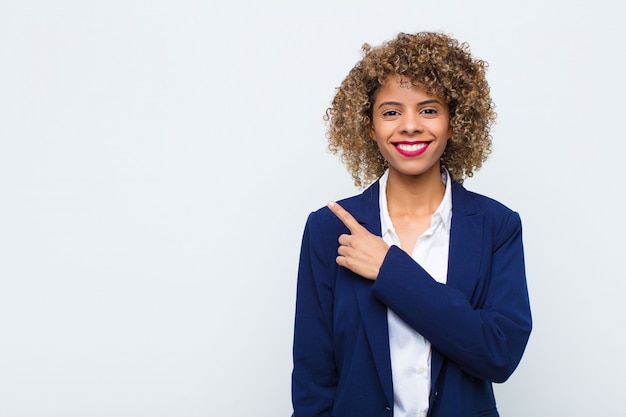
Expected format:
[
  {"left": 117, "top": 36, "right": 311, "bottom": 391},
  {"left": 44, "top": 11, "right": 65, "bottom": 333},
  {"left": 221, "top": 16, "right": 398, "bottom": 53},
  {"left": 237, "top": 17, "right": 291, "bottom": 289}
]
[{"left": 292, "top": 180, "right": 532, "bottom": 417}]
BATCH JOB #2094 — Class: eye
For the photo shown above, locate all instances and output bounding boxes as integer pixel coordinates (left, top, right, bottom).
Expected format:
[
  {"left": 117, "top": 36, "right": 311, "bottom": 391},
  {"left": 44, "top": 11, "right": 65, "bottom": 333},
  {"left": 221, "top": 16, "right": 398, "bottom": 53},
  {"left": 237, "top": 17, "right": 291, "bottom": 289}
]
[
  {"left": 382, "top": 110, "right": 400, "bottom": 117},
  {"left": 421, "top": 108, "right": 438, "bottom": 115}
]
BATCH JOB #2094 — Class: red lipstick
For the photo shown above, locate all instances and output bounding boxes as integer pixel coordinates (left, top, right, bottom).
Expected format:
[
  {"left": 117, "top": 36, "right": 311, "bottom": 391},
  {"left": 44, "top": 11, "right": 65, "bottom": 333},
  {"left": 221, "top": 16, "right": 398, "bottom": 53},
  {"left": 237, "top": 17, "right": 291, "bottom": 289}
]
[{"left": 393, "top": 141, "right": 430, "bottom": 157}]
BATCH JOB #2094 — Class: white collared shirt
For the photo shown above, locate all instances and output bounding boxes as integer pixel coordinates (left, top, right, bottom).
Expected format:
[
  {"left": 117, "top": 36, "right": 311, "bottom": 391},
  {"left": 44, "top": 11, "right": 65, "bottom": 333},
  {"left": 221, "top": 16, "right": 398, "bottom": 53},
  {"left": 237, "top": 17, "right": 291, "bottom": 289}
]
[{"left": 378, "top": 168, "right": 452, "bottom": 417}]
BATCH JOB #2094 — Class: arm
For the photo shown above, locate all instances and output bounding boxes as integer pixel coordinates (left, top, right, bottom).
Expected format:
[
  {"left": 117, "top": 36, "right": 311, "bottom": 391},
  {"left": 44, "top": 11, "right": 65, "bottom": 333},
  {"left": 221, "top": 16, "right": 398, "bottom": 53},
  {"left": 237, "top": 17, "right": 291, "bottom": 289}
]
[
  {"left": 372, "top": 211, "right": 532, "bottom": 382},
  {"left": 291, "top": 212, "right": 338, "bottom": 417}
]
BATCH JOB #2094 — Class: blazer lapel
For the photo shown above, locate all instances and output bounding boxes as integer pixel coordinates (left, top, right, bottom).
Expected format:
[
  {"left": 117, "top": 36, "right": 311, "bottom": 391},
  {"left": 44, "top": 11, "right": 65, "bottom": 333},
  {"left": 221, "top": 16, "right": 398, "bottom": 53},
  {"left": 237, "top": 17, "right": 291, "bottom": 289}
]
[
  {"left": 431, "top": 182, "right": 484, "bottom": 397},
  {"left": 349, "top": 181, "right": 394, "bottom": 407},
  {"left": 446, "top": 182, "right": 484, "bottom": 297}
]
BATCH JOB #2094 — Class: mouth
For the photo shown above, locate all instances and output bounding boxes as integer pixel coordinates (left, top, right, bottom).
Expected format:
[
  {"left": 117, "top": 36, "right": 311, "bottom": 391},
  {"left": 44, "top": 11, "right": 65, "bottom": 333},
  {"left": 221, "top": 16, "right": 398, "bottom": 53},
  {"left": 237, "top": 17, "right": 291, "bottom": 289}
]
[{"left": 393, "top": 141, "right": 430, "bottom": 157}]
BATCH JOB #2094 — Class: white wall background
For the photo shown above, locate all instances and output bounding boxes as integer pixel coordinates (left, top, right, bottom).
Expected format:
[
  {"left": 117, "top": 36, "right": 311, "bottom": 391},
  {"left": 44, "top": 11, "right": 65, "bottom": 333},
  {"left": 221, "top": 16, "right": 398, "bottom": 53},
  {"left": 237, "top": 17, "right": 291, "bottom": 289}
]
[{"left": 1, "top": 0, "right": 624, "bottom": 415}]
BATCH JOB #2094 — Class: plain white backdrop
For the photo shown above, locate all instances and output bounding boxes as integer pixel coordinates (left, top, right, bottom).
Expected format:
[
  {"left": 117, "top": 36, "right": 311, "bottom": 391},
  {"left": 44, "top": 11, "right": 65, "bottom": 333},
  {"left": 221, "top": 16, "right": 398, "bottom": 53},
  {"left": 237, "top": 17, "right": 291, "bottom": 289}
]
[{"left": 1, "top": 0, "right": 625, "bottom": 415}]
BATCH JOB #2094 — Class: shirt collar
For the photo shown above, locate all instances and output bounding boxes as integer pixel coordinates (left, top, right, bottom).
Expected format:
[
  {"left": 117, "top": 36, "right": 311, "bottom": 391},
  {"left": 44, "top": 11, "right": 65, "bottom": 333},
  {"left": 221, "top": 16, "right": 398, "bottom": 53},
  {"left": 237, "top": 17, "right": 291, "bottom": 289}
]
[
  {"left": 438, "top": 168, "right": 453, "bottom": 230},
  {"left": 378, "top": 170, "right": 394, "bottom": 238},
  {"left": 378, "top": 167, "right": 453, "bottom": 237}
]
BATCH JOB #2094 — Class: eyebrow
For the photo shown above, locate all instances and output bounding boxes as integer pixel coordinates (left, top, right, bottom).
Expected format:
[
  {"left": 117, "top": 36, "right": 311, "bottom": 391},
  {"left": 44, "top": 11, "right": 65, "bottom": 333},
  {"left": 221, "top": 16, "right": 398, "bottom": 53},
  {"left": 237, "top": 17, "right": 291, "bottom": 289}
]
[{"left": 377, "top": 99, "right": 442, "bottom": 109}]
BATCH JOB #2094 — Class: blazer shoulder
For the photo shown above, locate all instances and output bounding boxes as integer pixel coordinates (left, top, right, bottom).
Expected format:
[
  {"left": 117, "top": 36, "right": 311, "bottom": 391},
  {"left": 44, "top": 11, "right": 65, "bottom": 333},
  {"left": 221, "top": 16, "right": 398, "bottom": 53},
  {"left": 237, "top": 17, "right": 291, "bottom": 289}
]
[
  {"left": 453, "top": 181, "right": 519, "bottom": 218},
  {"left": 453, "top": 182, "right": 523, "bottom": 244}
]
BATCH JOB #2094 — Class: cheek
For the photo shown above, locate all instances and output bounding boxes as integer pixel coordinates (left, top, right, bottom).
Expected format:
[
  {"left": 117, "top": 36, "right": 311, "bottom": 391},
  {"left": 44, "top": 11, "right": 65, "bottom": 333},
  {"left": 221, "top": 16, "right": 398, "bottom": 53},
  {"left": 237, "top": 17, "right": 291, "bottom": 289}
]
[{"left": 372, "top": 136, "right": 390, "bottom": 157}]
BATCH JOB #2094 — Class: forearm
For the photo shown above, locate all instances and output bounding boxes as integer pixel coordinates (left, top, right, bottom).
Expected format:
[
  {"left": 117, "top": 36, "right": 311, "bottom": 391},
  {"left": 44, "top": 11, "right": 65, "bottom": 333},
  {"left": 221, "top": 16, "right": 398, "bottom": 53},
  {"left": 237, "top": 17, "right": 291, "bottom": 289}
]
[{"left": 372, "top": 218, "right": 531, "bottom": 382}]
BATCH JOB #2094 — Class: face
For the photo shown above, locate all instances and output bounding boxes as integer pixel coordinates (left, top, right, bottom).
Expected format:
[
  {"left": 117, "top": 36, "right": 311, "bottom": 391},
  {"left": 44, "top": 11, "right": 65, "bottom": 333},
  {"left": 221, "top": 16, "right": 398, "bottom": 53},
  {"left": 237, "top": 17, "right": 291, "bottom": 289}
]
[{"left": 370, "top": 75, "right": 452, "bottom": 180}]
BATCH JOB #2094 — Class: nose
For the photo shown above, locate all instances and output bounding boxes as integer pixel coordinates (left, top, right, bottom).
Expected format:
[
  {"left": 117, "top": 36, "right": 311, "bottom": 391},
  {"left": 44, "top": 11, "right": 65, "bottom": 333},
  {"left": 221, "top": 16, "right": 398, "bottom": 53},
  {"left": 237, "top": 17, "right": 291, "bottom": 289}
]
[{"left": 400, "top": 111, "right": 423, "bottom": 135}]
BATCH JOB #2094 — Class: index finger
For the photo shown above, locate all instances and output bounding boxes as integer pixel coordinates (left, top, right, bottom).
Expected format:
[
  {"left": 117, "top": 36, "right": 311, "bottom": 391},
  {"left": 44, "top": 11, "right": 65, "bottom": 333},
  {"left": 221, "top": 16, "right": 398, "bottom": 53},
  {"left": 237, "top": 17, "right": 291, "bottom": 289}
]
[{"left": 327, "top": 201, "right": 363, "bottom": 233}]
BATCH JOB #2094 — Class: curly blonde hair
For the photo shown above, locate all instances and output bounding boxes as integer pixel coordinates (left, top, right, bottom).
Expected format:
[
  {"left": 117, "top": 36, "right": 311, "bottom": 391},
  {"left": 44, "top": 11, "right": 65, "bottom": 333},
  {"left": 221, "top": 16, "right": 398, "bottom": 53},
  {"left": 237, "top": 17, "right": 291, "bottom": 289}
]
[{"left": 325, "top": 32, "right": 496, "bottom": 187}]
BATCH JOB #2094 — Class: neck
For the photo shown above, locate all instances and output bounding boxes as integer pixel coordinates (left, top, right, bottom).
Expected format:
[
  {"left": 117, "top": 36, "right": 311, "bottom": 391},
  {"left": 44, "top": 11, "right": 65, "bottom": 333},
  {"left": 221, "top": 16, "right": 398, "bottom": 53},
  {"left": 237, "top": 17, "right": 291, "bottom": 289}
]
[{"left": 385, "top": 164, "right": 446, "bottom": 216}]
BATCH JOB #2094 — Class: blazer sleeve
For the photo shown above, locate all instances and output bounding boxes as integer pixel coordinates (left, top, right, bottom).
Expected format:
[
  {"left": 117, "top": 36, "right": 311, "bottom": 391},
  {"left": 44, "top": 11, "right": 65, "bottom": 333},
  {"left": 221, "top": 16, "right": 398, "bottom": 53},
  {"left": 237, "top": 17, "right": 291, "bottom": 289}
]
[
  {"left": 291, "top": 212, "right": 338, "bottom": 417},
  {"left": 371, "top": 210, "right": 532, "bottom": 383}
]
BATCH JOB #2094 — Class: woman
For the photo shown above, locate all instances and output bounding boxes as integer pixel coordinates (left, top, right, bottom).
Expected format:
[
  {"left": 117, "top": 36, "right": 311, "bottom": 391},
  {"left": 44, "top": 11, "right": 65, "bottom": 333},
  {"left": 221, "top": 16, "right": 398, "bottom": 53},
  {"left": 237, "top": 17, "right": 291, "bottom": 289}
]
[{"left": 292, "top": 32, "right": 532, "bottom": 417}]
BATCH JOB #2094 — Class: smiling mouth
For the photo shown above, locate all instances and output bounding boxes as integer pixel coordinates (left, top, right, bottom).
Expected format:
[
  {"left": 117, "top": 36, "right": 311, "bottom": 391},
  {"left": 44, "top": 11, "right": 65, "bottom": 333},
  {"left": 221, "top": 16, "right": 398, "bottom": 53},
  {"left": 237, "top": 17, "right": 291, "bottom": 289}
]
[
  {"left": 395, "top": 143, "right": 428, "bottom": 152},
  {"left": 393, "top": 141, "right": 431, "bottom": 157}
]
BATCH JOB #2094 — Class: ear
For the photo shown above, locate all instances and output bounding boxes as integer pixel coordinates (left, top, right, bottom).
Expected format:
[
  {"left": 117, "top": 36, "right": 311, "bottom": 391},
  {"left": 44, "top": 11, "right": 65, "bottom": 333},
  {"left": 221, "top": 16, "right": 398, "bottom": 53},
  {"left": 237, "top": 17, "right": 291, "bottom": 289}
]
[{"left": 369, "top": 125, "right": 377, "bottom": 142}]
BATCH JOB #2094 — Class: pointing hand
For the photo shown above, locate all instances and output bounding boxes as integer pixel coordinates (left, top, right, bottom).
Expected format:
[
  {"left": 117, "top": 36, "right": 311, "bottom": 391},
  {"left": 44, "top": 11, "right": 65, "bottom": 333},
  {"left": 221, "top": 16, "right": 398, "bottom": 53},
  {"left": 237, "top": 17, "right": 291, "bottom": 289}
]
[{"left": 327, "top": 201, "right": 389, "bottom": 280}]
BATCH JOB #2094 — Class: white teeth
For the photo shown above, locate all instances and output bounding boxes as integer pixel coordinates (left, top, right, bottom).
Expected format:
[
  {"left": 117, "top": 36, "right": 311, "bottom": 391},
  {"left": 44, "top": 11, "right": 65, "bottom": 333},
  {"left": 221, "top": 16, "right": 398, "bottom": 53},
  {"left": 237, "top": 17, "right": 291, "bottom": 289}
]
[{"left": 396, "top": 143, "right": 427, "bottom": 151}]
